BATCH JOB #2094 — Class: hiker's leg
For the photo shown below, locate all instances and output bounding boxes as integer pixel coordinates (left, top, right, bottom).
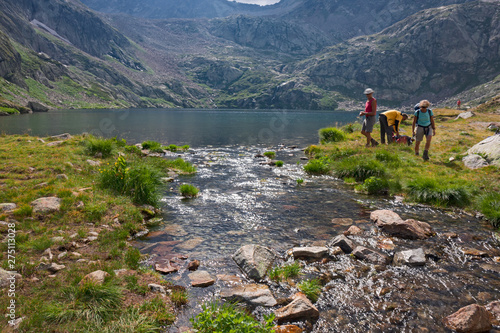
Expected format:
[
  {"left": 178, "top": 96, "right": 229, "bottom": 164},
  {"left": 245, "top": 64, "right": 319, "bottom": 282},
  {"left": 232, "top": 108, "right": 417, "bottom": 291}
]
[
  {"left": 424, "top": 135, "right": 432, "bottom": 151},
  {"left": 415, "top": 140, "right": 421, "bottom": 155}
]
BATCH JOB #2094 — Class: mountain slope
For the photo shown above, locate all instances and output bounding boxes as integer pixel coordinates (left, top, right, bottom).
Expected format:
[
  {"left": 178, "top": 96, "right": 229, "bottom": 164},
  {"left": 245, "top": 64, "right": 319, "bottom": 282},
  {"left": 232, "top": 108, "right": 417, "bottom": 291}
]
[{"left": 294, "top": 0, "right": 500, "bottom": 106}]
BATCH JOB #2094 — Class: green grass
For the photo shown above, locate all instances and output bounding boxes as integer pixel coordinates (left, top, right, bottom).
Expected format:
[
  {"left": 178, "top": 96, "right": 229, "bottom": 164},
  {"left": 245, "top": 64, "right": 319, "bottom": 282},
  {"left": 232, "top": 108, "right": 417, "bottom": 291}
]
[
  {"left": 275, "top": 160, "right": 284, "bottom": 167},
  {"left": 405, "top": 177, "right": 471, "bottom": 207},
  {"left": 333, "top": 156, "right": 386, "bottom": 182},
  {"left": 304, "top": 158, "right": 330, "bottom": 175},
  {"left": 268, "top": 262, "right": 301, "bottom": 282},
  {"left": 355, "top": 176, "right": 389, "bottom": 195},
  {"left": 319, "top": 127, "right": 346, "bottom": 144},
  {"left": 190, "top": 302, "right": 275, "bottom": 333},
  {"left": 179, "top": 184, "right": 199, "bottom": 198},
  {"left": 125, "top": 247, "right": 142, "bottom": 270},
  {"left": 263, "top": 151, "right": 276, "bottom": 159},
  {"left": 298, "top": 279, "right": 322, "bottom": 303},
  {"left": 477, "top": 192, "right": 500, "bottom": 227},
  {"left": 85, "top": 136, "right": 115, "bottom": 158}
]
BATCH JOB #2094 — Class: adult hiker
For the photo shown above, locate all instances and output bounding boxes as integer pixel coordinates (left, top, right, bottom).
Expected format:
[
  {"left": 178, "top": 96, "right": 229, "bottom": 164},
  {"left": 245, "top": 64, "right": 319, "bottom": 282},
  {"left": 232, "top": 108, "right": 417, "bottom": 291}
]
[
  {"left": 412, "top": 100, "right": 436, "bottom": 161},
  {"left": 379, "top": 110, "right": 409, "bottom": 144},
  {"left": 359, "top": 88, "right": 379, "bottom": 148}
]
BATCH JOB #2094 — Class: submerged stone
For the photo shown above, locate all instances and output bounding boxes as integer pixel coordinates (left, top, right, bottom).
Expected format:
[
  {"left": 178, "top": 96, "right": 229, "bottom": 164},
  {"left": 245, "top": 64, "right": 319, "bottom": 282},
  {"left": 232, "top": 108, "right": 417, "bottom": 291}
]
[{"left": 188, "top": 270, "right": 215, "bottom": 287}]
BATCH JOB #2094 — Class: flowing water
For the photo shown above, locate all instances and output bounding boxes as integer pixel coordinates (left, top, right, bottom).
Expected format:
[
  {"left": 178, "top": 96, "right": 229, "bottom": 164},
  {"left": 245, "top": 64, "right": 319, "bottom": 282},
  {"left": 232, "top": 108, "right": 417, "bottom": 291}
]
[{"left": 3, "top": 109, "right": 499, "bottom": 332}]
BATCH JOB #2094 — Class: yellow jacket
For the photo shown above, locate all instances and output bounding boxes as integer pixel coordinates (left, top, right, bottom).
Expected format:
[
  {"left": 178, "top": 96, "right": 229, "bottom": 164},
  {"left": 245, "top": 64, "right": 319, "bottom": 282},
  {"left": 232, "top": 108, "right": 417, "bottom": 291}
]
[{"left": 381, "top": 110, "right": 404, "bottom": 131}]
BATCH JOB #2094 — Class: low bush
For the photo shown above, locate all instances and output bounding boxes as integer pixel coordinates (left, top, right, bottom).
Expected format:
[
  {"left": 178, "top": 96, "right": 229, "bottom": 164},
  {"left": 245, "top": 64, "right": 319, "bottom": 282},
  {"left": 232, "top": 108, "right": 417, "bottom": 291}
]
[
  {"left": 334, "top": 157, "right": 386, "bottom": 182},
  {"left": 298, "top": 279, "right": 322, "bottom": 303},
  {"left": 179, "top": 184, "right": 199, "bottom": 198},
  {"left": 304, "top": 158, "right": 330, "bottom": 175},
  {"left": 190, "top": 302, "right": 275, "bottom": 333},
  {"left": 85, "top": 136, "right": 115, "bottom": 158},
  {"left": 405, "top": 177, "right": 470, "bottom": 207},
  {"left": 477, "top": 192, "right": 500, "bottom": 227},
  {"left": 275, "top": 160, "right": 284, "bottom": 167},
  {"left": 263, "top": 151, "right": 276, "bottom": 159},
  {"left": 355, "top": 176, "right": 389, "bottom": 195},
  {"left": 319, "top": 127, "right": 346, "bottom": 144}
]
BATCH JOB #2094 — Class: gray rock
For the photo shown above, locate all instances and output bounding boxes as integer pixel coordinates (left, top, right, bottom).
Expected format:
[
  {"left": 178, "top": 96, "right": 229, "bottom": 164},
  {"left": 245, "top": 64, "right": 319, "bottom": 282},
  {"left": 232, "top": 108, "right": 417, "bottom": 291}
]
[
  {"left": 46, "top": 263, "right": 66, "bottom": 273},
  {"left": 46, "top": 141, "right": 64, "bottom": 147},
  {"left": 233, "top": 244, "right": 276, "bottom": 281},
  {"left": 352, "top": 246, "right": 391, "bottom": 265},
  {"left": 28, "top": 101, "right": 49, "bottom": 112},
  {"left": 0, "top": 268, "right": 21, "bottom": 288},
  {"left": 0, "top": 203, "right": 17, "bottom": 212},
  {"left": 466, "top": 134, "right": 500, "bottom": 167},
  {"left": 221, "top": 284, "right": 277, "bottom": 307},
  {"left": 292, "top": 246, "right": 329, "bottom": 260},
  {"left": 327, "top": 235, "right": 356, "bottom": 254},
  {"left": 393, "top": 248, "right": 426, "bottom": 266},
  {"left": 274, "top": 292, "right": 320, "bottom": 323},
  {"left": 148, "top": 283, "right": 166, "bottom": 294},
  {"left": 31, "top": 197, "right": 61, "bottom": 213},
  {"left": 56, "top": 174, "right": 69, "bottom": 180},
  {"left": 51, "top": 133, "right": 72, "bottom": 140},
  {"left": 86, "top": 159, "right": 101, "bottom": 166},
  {"left": 456, "top": 111, "right": 474, "bottom": 120},
  {"left": 462, "top": 154, "right": 490, "bottom": 169}
]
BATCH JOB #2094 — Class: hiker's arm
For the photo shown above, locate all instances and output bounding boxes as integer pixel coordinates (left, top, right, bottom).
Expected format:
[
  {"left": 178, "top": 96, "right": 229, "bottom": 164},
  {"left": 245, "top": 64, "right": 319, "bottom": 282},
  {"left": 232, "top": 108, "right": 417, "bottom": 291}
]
[
  {"left": 370, "top": 99, "right": 377, "bottom": 116},
  {"left": 431, "top": 116, "right": 436, "bottom": 135},
  {"left": 394, "top": 119, "right": 400, "bottom": 135}
]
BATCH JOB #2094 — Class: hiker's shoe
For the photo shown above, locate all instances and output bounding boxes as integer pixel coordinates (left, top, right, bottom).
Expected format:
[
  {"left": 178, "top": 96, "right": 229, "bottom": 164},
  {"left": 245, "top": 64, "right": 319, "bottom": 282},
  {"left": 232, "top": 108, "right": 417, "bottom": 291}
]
[
  {"left": 415, "top": 152, "right": 419, "bottom": 156},
  {"left": 371, "top": 139, "right": 379, "bottom": 147},
  {"left": 423, "top": 150, "right": 429, "bottom": 161}
]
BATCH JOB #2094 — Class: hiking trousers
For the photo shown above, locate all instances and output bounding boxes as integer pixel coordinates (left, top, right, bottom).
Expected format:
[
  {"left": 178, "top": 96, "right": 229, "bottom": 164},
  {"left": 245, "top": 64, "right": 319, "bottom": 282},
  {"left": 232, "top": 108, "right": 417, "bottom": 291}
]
[{"left": 379, "top": 114, "right": 393, "bottom": 144}]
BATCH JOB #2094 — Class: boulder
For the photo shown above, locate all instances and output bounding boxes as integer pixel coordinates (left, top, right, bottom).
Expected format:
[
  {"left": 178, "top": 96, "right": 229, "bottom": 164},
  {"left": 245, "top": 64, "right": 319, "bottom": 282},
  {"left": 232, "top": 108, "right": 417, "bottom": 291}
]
[
  {"left": 28, "top": 101, "right": 49, "bottom": 112},
  {"left": 0, "top": 203, "right": 17, "bottom": 212},
  {"left": 79, "top": 270, "right": 110, "bottom": 285},
  {"left": 31, "top": 197, "right": 61, "bottom": 213},
  {"left": 485, "top": 301, "right": 500, "bottom": 324},
  {"left": 188, "top": 270, "right": 215, "bottom": 287},
  {"left": 292, "top": 247, "right": 328, "bottom": 260},
  {"left": 0, "top": 268, "right": 21, "bottom": 288},
  {"left": 456, "top": 111, "right": 474, "bottom": 120},
  {"left": 443, "top": 304, "right": 493, "bottom": 333},
  {"left": 274, "top": 292, "right": 319, "bottom": 323},
  {"left": 220, "top": 284, "right": 277, "bottom": 307},
  {"left": 51, "top": 133, "right": 72, "bottom": 140},
  {"left": 327, "top": 235, "right": 356, "bottom": 254},
  {"left": 462, "top": 154, "right": 490, "bottom": 169},
  {"left": 232, "top": 244, "right": 275, "bottom": 281},
  {"left": 393, "top": 248, "right": 426, "bottom": 266},
  {"left": 370, "top": 210, "right": 434, "bottom": 240},
  {"left": 466, "top": 134, "right": 500, "bottom": 167},
  {"left": 187, "top": 259, "right": 200, "bottom": 271},
  {"left": 148, "top": 283, "right": 166, "bottom": 294},
  {"left": 352, "top": 246, "right": 391, "bottom": 265}
]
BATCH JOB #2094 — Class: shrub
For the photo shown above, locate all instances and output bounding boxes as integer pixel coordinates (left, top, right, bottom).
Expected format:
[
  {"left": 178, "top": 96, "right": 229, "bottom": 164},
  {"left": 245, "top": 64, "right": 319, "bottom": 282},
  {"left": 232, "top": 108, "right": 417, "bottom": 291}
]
[
  {"left": 341, "top": 123, "right": 357, "bottom": 134},
  {"left": 125, "top": 164, "right": 162, "bottom": 206},
  {"left": 166, "top": 144, "right": 178, "bottom": 152},
  {"left": 298, "top": 279, "right": 322, "bottom": 303},
  {"left": 190, "top": 302, "right": 275, "bottom": 333},
  {"left": 355, "top": 176, "right": 389, "bottom": 195},
  {"left": 125, "top": 248, "right": 141, "bottom": 270},
  {"left": 141, "top": 140, "right": 162, "bottom": 151},
  {"left": 263, "top": 151, "right": 276, "bottom": 159},
  {"left": 85, "top": 136, "right": 115, "bottom": 158},
  {"left": 43, "top": 282, "right": 122, "bottom": 324},
  {"left": 275, "top": 160, "right": 284, "bottom": 167},
  {"left": 319, "top": 127, "right": 346, "bottom": 144},
  {"left": 477, "top": 192, "right": 500, "bottom": 227},
  {"left": 269, "top": 262, "right": 301, "bottom": 282},
  {"left": 179, "top": 184, "right": 199, "bottom": 198},
  {"left": 304, "top": 158, "right": 330, "bottom": 175},
  {"left": 334, "top": 157, "right": 386, "bottom": 182},
  {"left": 304, "top": 145, "right": 321, "bottom": 157},
  {"left": 405, "top": 177, "right": 470, "bottom": 207}
]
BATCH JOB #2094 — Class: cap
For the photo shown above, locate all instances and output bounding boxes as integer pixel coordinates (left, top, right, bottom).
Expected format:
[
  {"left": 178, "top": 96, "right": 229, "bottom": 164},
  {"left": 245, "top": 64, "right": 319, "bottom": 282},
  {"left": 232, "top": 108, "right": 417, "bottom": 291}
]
[{"left": 364, "top": 88, "right": 374, "bottom": 95}]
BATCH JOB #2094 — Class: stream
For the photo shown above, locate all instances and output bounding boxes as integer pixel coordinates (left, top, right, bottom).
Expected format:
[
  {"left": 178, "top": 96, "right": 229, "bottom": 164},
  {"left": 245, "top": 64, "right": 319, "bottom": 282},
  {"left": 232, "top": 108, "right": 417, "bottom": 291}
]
[{"left": 135, "top": 144, "right": 500, "bottom": 333}]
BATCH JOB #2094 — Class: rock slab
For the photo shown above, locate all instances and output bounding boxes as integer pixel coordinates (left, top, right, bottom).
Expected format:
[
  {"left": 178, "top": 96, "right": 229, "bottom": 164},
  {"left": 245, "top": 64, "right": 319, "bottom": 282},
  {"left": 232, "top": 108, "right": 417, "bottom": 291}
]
[
  {"left": 220, "top": 284, "right": 277, "bottom": 307},
  {"left": 466, "top": 134, "right": 500, "bottom": 167},
  {"left": 393, "top": 248, "right": 426, "bottom": 266},
  {"left": 31, "top": 197, "right": 61, "bottom": 213},
  {"left": 188, "top": 270, "right": 215, "bottom": 287},
  {"left": 274, "top": 292, "right": 319, "bottom": 323},
  {"left": 370, "top": 210, "right": 434, "bottom": 240},
  {"left": 233, "top": 244, "right": 275, "bottom": 281},
  {"left": 292, "top": 247, "right": 328, "bottom": 260},
  {"left": 443, "top": 304, "right": 493, "bottom": 333}
]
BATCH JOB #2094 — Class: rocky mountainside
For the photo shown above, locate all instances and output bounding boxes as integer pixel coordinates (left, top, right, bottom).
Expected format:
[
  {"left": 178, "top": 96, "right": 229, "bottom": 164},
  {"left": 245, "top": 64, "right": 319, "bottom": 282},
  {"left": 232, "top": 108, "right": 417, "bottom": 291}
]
[
  {"left": 1, "top": 0, "right": 499, "bottom": 111},
  {"left": 293, "top": 0, "right": 500, "bottom": 106}
]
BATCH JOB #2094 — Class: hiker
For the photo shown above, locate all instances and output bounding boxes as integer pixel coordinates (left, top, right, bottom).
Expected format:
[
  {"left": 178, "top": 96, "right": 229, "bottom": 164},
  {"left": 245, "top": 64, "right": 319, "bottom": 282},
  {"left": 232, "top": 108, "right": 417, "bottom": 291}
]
[
  {"left": 457, "top": 99, "right": 461, "bottom": 109},
  {"left": 359, "top": 88, "right": 379, "bottom": 147},
  {"left": 412, "top": 100, "right": 436, "bottom": 161},
  {"left": 379, "top": 110, "right": 409, "bottom": 144}
]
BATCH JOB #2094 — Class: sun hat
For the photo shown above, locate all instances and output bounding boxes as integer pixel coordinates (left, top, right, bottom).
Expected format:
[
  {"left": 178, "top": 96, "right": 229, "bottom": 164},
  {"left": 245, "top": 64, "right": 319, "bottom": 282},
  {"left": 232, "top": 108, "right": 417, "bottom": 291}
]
[{"left": 364, "top": 88, "right": 374, "bottom": 95}]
